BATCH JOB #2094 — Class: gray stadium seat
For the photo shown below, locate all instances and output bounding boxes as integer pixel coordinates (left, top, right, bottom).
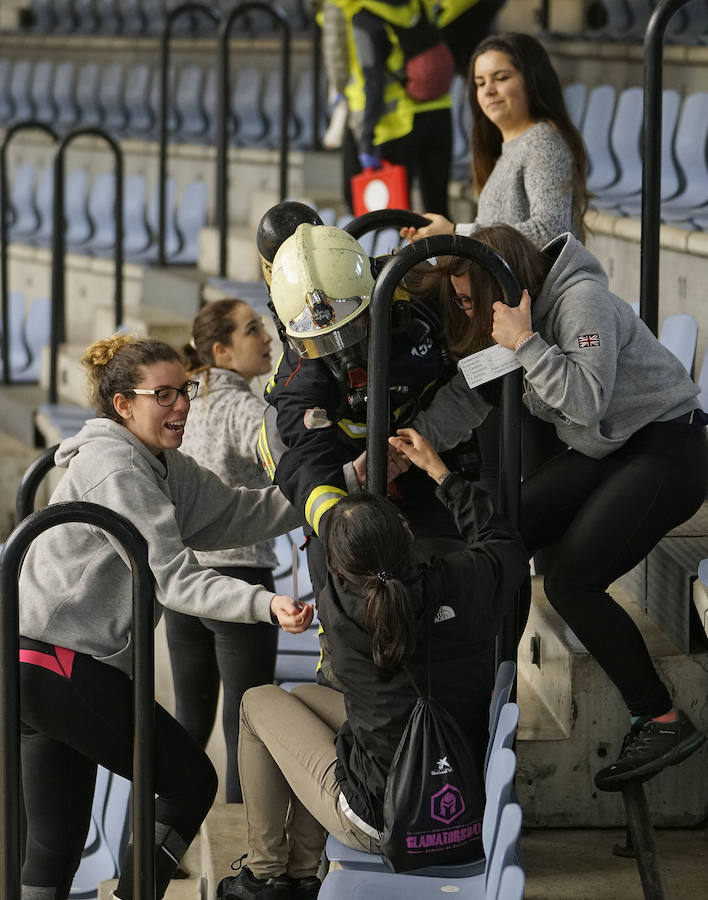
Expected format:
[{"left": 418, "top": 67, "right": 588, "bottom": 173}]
[
  {"left": 74, "top": 0, "right": 100, "bottom": 33},
  {"left": 75, "top": 62, "right": 103, "bottom": 128},
  {"left": 592, "top": 86, "right": 645, "bottom": 207},
  {"left": 451, "top": 73, "right": 472, "bottom": 180},
  {"left": 30, "top": 60, "right": 55, "bottom": 124},
  {"left": 232, "top": 67, "right": 267, "bottom": 147},
  {"left": 64, "top": 169, "right": 93, "bottom": 250},
  {"left": 84, "top": 171, "right": 117, "bottom": 254},
  {"left": 53, "top": 61, "right": 79, "bottom": 132},
  {"left": 262, "top": 68, "right": 298, "bottom": 149},
  {"left": 8, "top": 59, "right": 34, "bottom": 124},
  {"left": 16, "top": 295, "right": 50, "bottom": 383},
  {"left": 0, "top": 291, "right": 31, "bottom": 377},
  {"left": 9, "top": 163, "right": 40, "bottom": 239},
  {"left": 124, "top": 64, "right": 154, "bottom": 138},
  {"left": 658, "top": 312, "right": 698, "bottom": 377},
  {"left": 122, "top": 173, "right": 152, "bottom": 257},
  {"left": 292, "top": 67, "right": 327, "bottom": 150},
  {"left": 582, "top": 84, "right": 618, "bottom": 194},
  {"left": 100, "top": 62, "right": 128, "bottom": 135},
  {"left": 0, "top": 59, "right": 14, "bottom": 124},
  {"left": 170, "top": 179, "right": 208, "bottom": 264},
  {"left": 27, "top": 165, "right": 53, "bottom": 247},
  {"left": 53, "top": 0, "right": 77, "bottom": 33},
  {"left": 29, "top": 0, "right": 54, "bottom": 32},
  {"left": 662, "top": 92, "right": 708, "bottom": 222},
  {"left": 95, "top": 0, "right": 122, "bottom": 34},
  {"left": 129, "top": 177, "right": 179, "bottom": 262},
  {"left": 143, "top": 0, "right": 167, "bottom": 34},
  {"left": 174, "top": 65, "right": 209, "bottom": 143},
  {"left": 563, "top": 81, "right": 587, "bottom": 130},
  {"left": 121, "top": 0, "right": 147, "bottom": 34},
  {"left": 149, "top": 65, "right": 179, "bottom": 137}
]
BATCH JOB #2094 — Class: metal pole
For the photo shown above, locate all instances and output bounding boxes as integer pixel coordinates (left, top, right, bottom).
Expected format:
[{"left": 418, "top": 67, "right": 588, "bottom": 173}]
[
  {"left": 622, "top": 780, "right": 670, "bottom": 900},
  {"left": 639, "top": 0, "right": 691, "bottom": 335}
]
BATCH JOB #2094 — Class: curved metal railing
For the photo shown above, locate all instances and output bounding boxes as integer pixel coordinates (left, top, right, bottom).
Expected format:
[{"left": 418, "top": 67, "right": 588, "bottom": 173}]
[{"left": 0, "top": 502, "right": 155, "bottom": 899}]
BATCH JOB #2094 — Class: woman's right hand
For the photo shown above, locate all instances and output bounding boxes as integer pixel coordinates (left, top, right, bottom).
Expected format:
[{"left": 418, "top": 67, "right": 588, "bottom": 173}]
[
  {"left": 400, "top": 213, "right": 454, "bottom": 243},
  {"left": 271, "top": 595, "right": 314, "bottom": 633},
  {"left": 388, "top": 428, "right": 449, "bottom": 485}
]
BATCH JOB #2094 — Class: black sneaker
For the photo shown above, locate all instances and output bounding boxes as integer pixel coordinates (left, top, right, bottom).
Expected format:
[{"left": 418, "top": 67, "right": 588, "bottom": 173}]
[
  {"left": 595, "top": 711, "right": 705, "bottom": 791},
  {"left": 290, "top": 875, "right": 320, "bottom": 900},
  {"left": 217, "top": 866, "right": 292, "bottom": 900}
]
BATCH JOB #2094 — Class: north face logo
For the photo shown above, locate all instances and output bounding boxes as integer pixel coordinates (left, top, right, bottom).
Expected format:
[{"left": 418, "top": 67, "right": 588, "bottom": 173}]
[{"left": 434, "top": 605, "right": 455, "bottom": 623}]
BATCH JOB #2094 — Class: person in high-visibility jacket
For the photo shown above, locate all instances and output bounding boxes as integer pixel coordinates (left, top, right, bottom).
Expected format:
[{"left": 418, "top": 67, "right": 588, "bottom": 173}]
[
  {"left": 325, "top": 0, "right": 453, "bottom": 215},
  {"left": 429, "top": 0, "right": 507, "bottom": 76}
]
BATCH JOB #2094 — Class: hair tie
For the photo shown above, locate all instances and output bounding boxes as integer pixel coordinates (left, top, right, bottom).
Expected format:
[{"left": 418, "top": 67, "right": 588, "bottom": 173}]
[
  {"left": 189, "top": 338, "right": 197, "bottom": 349},
  {"left": 377, "top": 570, "right": 393, "bottom": 584}
]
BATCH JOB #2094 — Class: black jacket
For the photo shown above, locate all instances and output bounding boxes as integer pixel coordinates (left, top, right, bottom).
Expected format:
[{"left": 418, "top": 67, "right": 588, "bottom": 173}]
[{"left": 318, "top": 473, "right": 529, "bottom": 831}]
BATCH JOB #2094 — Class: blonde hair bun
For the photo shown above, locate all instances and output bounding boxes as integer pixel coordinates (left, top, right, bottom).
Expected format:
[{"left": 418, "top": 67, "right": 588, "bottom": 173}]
[{"left": 81, "top": 333, "right": 137, "bottom": 373}]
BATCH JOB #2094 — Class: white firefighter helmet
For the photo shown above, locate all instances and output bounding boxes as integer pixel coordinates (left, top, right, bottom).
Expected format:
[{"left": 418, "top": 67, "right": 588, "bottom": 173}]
[{"left": 270, "top": 223, "right": 374, "bottom": 359}]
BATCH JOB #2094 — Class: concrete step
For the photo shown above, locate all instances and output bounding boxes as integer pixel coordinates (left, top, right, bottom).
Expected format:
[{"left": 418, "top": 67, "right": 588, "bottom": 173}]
[
  {"left": 516, "top": 577, "right": 708, "bottom": 827},
  {"left": 98, "top": 833, "right": 204, "bottom": 899},
  {"left": 200, "top": 803, "right": 248, "bottom": 900}
]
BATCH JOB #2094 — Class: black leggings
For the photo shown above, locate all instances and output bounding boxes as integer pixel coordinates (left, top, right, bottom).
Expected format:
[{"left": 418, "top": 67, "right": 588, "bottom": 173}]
[
  {"left": 163, "top": 566, "right": 278, "bottom": 803},
  {"left": 520, "top": 421, "right": 708, "bottom": 717},
  {"left": 20, "top": 644, "right": 217, "bottom": 900}
]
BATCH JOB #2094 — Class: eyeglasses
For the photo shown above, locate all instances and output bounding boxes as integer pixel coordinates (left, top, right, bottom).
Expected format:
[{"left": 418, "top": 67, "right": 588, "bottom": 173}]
[
  {"left": 451, "top": 293, "right": 475, "bottom": 311},
  {"left": 129, "top": 381, "right": 199, "bottom": 406}
]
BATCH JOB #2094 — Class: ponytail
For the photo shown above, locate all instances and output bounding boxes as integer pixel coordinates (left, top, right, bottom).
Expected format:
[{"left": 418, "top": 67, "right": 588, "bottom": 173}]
[{"left": 363, "top": 576, "right": 416, "bottom": 674}]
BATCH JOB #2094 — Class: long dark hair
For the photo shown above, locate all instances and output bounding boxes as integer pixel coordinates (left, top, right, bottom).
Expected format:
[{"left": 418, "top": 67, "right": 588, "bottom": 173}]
[
  {"left": 469, "top": 33, "right": 589, "bottom": 238},
  {"left": 323, "top": 494, "right": 416, "bottom": 675},
  {"left": 183, "top": 298, "right": 244, "bottom": 389},
  {"left": 440, "top": 224, "right": 552, "bottom": 358}
]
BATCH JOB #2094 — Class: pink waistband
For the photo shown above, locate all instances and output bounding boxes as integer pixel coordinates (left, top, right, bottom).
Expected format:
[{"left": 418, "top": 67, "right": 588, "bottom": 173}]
[{"left": 19, "top": 645, "right": 75, "bottom": 679}]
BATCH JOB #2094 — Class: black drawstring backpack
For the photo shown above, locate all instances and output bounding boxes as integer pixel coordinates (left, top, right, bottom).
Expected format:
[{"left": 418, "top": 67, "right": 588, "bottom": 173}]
[{"left": 358, "top": 600, "right": 485, "bottom": 873}]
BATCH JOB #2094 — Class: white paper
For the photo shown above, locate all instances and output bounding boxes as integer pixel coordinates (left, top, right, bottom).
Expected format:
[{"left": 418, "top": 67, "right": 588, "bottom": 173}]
[{"left": 457, "top": 344, "right": 522, "bottom": 389}]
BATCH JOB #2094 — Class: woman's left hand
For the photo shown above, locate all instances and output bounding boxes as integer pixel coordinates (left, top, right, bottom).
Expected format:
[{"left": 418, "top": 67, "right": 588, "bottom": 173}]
[
  {"left": 271, "top": 595, "right": 315, "bottom": 633},
  {"left": 491, "top": 289, "right": 533, "bottom": 350}
]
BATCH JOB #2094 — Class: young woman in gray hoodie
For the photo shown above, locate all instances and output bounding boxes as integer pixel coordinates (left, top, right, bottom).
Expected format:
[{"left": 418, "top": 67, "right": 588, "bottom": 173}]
[
  {"left": 17, "top": 334, "right": 308, "bottom": 900},
  {"left": 414, "top": 223, "right": 708, "bottom": 793}
]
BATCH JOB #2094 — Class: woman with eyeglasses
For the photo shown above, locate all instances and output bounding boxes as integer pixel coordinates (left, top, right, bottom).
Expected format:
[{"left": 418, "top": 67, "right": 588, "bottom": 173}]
[
  {"left": 164, "top": 299, "right": 279, "bottom": 806},
  {"left": 17, "top": 333, "right": 308, "bottom": 900},
  {"left": 414, "top": 224, "right": 708, "bottom": 791}
]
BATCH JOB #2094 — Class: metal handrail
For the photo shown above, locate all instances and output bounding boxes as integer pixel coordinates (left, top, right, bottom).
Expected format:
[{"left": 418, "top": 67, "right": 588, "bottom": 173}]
[
  {"left": 0, "top": 121, "right": 58, "bottom": 386},
  {"left": 310, "top": 12, "right": 323, "bottom": 152},
  {"left": 639, "top": 0, "right": 691, "bottom": 335},
  {"left": 366, "top": 233, "right": 523, "bottom": 664},
  {"left": 0, "top": 501, "right": 155, "bottom": 900},
  {"left": 15, "top": 443, "right": 59, "bottom": 525},
  {"left": 50, "top": 127, "right": 124, "bottom": 404},
  {"left": 216, "top": 2, "right": 291, "bottom": 277},
  {"left": 158, "top": 2, "right": 221, "bottom": 267}
]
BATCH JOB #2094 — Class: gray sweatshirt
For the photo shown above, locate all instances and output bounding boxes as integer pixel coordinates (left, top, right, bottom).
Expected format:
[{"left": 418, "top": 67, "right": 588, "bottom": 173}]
[
  {"left": 18, "top": 418, "right": 303, "bottom": 674},
  {"left": 180, "top": 368, "right": 277, "bottom": 570},
  {"left": 455, "top": 122, "right": 582, "bottom": 248},
  {"left": 415, "top": 234, "right": 699, "bottom": 459}
]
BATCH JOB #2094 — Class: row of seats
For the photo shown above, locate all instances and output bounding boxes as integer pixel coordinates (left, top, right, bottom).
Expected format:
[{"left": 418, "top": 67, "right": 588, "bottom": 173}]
[
  {"left": 320, "top": 661, "right": 524, "bottom": 899},
  {"left": 564, "top": 82, "right": 708, "bottom": 228},
  {"left": 0, "top": 292, "right": 50, "bottom": 383},
  {"left": 5, "top": 163, "right": 207, "bottom": 264},
  {"left": 0, "top": 58, "right": 326, "bottom": 150},
  {"left": 23, "top": 0, "right": 311, "bottom": 36},
  {"left": 548, "top": 0, "right": 708, "bottom": 44}
]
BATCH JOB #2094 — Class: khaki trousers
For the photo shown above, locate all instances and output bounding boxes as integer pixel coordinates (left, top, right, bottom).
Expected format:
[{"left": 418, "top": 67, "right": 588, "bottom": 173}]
[{"left": 238, "top": 683, "right": 377, "bottom": 879}]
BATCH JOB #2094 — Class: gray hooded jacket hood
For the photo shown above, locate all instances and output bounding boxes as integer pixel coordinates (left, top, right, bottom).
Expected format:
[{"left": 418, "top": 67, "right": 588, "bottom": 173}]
[{"left": 19, "top": 418, "right": 302, "bottom": 674}]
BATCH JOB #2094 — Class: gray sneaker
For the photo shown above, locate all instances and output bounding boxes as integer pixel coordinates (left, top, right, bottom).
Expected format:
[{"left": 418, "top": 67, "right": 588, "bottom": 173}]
[{"left": 594, "top": 711, "right": 705, "bottom": 791}]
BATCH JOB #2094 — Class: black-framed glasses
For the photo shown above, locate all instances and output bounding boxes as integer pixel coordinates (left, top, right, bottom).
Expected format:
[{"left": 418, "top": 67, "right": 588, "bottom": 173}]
[
  {"left": 129, "top": 381, "right": 199, "bottom": 406},
  {"left": 451, "top": 293, "right": 475, "bottom": 311}
]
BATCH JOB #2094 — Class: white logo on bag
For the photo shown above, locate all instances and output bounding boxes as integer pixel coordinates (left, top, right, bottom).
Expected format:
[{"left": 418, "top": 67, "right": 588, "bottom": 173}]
[
  {"left": 431, "top": 756, "right": 453, "bottom": 776},
  {"left": 434, "top": 605, "right": 455, "bottom": 623}
]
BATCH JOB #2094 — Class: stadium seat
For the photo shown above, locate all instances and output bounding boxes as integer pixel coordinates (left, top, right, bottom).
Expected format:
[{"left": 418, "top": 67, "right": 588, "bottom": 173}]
[
  {"left": 149, "top": 65, "right": 179, "bottom": 137},
  {"left": 170, "top": 179, "right": 208, "bottom": 264},
  {"left": 75, "top": 62, "right": 103, "bottom": 128},
  {"left": 582, "top": 84, "right": 618, "bottom": 194},
  {"left": 30, "top": 60, "right": 55, "bottom": 124},
  {"left": 696, "top": 346, "right": 708, "bottom": 410},
  {"left": 100, "top": 62, "right": 128, "bottom": 135},
  {"left": 292, "top": 67, "right": 327, "bottom": 150},
  {"left": 619, "top": 90, "right": 682, "bottom": 216},
  {"left": 53, "top": 0, "right": 77, "bottom": 32},
  {"left": 372, "top": 227, "right": 404, "bottom": 256},
  {"left": 29, "top": 0, "right": 54, "bottom": 32},
  {"left": 0, "top": 291, "right": 31, "bottom": 377},
  {"left": 122, "top": 174, "right": 152, "bottom": 257},
  {"left": 121, "top": 0, "right": 147, "bottom": 34},
  {"left": 8, "top": 59, "right": 34, "bottom": 124},
  {"left": 496, "top": 864, "right": 525, "bottom": 900},
  {"left": 28, "top": 165, "right": 53, "bottom": 247},
  {"left": 451, "top": 74, "right": 472, "bottom": 180},
  {"left": 232, "top": 67, "right": 268, "bottom": 147},
  {"left": 53, "top": 61, "right": 80, "bottom": 132},
  {"left": 563, "top": 82, "right": 587, "bottom": 130},
  {"left": 64, "top": 169, "right": 93, "bottom": 250},
  {"left": 74, "top": 0, "right": 100, "bottom": 33},
  {"left": 261, "top": 67, "right": 293, "bottom": 148},
  {"left": 0, "top": 58, "right": 14, "bottom": 124},
  {"left": 592, "top": 86, "right": 645, "bottom": 207},
  {"left": 124, "top": 64, "right": 154, "bottom": 138},
  {"left": 143, "top": 0, "right": 168, "bottom": 34},
  {"left": 484, "top": 660, "right": 516, "bottom": 775},
  {"left": 84, "top": 171, "right": 117, "bottom": 254},
  {"left": 14, "top": 295, "right": 50, "bottom": 383},
  {"left": 662, "top": 92, "right": 708, "bottom": 222},
  {"left": 174, "top": 65, "right": 209, "bottom": 143},
  {"left": 658, "top": 313, "right": 698, "bottom": 377},
  {"left": 129, "top": 177, "right": 180, "bottom": 263},
  {"left": 95, "top": 0, "right": 123, "bottom": 34},
  {"left": 9, "top": 163, "right": 40, "bottom": 239}
]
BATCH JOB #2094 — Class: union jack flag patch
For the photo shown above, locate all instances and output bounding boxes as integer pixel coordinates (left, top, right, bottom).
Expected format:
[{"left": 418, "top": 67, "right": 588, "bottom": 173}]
[{"left": 578, "top": 333, "right": 600, "bottom": 348}]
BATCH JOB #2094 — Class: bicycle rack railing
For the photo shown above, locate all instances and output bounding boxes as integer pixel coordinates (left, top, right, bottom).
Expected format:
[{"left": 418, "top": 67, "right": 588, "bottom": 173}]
[
  {"left": 50, "top": 127, "right": 124, "bottom": 403},
  {"left": 640, "top": 0, "right": 691, "bottom": 334},
  {"left": 159, "top": 2, "right": 221, "bottom": 268},
  {"left": 365, "top": 233, "right": 523, "bottom": 667},
  {"left": 0, "top": 120, "right": 58, "bottom": 386},
  {"left": 216, "top": 2, "right": 291, "bottom": 277},
  {"left": 0, "top": 502, "right": 155, "bottom": 900}
]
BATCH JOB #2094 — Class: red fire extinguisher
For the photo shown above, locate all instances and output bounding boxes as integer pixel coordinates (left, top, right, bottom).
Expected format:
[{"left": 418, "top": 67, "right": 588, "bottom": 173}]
[{"left": 351, "top": 160, "right": 410, "bottom": 217}]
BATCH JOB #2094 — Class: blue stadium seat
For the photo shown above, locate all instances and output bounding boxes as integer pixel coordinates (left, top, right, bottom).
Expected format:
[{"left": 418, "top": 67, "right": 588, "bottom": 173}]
[
  {"left": 15, "top": 295, "right": 50, "bottom": 383},
  {"left": 100, "top": 62, "right": 128, "bottom": 135},
  {"left": 122, "top": 174, "right": 152, "bottom": 257},
  {"left": 29, "top": 0, "right": 54, "bottom": 32},
  {"left": 174, "top": 65, "right": 209, "bottom": 143},
  {"left": 583, "top": 84, "right": 618, "bottom": 194},
  {"left": 30, "top": 60, "right": 55, "bottom": 124},
  {"left": 262, "top": 68, "right": 299, "bottom": 149},
  {"left": 9, "top": 163, "right": 40, "bottom": 239},
  {"left": 84, "top": 171, "right": 117, "bottom": 254},
  {"left": 696, "top": 346, "right": 708, "bottom": 410},
  {"left": 658, "top": 312, "right": 698, "bottom": 377},
  {"left": 27, "top": 165, "right": 53, "bottom": 247},
  {"left": 496, "top": 864, "right": 525, "bottom": 900},
  {"left": 124, "top": 64, "right": 154, "bottom": 138},
  {"left": 292, "top": 68, "right": 327, "bottom": 150},
  {"left": 53, "top": 0, "right": 77, "bottom": 33},
  {"left": 143, "top": 0, "right": 167, "bottom": 35},
  {"left": 170, "top": 179, "right": 208, "bottom": 264},
  {"left": 202, "top": 67, "right": 221, "bottom": 144},
  {"left": 149, "top": 65, "right": 180, "bottom": 137},
  {"left": 0, "top": 59, "right": 14, "bottom": 124},
  {"left": 372, "top": 227, "right": 404, "bottom": 256},
  {"left": 75, "top": 62, "right": 103, "bottom": 128},
  {"left": 451, "top": 74, "right": 471, "bottom": 181},
  {"left": 232, "top": 67, "right": 267, "bottom": 147},
  {"left": 0, "top": 291, "right": 31, "bottom": 377},
  {"left": 53, "top": 61, "right": 80, "bottom": 132},
  {"left": 662, "top": 92, "right": 708, "bottom": 223},
  {"left": 95, "top": 0, "right": 122, "bottom": 34},
  {"left": 563, "top": 81, "right": 587, "bottom": 130},
  {"left": 121, "top": 0, "right": 147, "bottom": 34},
  {"left": 65, "top": 169, "right": 93, "bottom": 250},
  {"left": 129, "top": 177, "right": 179, "bottom": 262},
  {"left": 592, "top": 86, "right": 645, "bottom": 207},
  {"left": 8, "top": 59, "right": 34, "bottom": 124},
  {"left": 484, "top": 660, "right": 516, "bottom": 775},
  {"left": 74, "top": 0, "right": 100, "bottom": 33}
]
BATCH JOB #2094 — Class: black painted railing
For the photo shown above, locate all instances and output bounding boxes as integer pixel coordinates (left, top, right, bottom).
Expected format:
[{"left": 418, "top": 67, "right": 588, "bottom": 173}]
[
  {"left": 50, "top": 128, "right": 124, "bottom": 403},
  {"left": 14, "top": 443, "right": 59, "bottom": 525},
  {"left": 216, "top": 2, "right": 291, "bottom": 277},
  {"left": 0, "top": 121, "right": 58, "bottom": 386},
  {"left": 365, "top": 232, "right": 523, "bottom": 666},
  {"left": 640, "top": 0, "right": 691, "bottom": 335},
  {"left": 0, "top": 502, "right": 155, "bottom": 899},
  {"left": 158, "top": 2, "right": 222, "bottom": 267}
]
